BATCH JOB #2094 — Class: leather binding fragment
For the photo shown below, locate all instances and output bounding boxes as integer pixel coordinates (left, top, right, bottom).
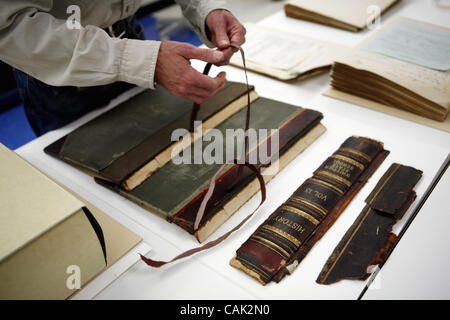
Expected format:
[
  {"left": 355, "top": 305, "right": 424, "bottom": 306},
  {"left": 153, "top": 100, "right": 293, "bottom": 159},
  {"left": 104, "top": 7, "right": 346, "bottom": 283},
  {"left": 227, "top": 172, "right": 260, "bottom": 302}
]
[
  {"left": 316, "top": 163, "right": 423, "bottom": 285},
  {"left": 230, "top": 136, "right": 389, "bottom": 285}
]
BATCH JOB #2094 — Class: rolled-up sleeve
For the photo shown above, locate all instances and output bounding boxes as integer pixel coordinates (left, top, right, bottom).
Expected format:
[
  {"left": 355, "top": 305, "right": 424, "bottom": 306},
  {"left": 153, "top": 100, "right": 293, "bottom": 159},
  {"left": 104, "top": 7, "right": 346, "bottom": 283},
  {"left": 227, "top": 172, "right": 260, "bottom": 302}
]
[
  {"left": 0, "top": 1, "right": 160, "bottom": 89},
  {"left": 175, "top": 0, "right": 230, "bottom": 48}
]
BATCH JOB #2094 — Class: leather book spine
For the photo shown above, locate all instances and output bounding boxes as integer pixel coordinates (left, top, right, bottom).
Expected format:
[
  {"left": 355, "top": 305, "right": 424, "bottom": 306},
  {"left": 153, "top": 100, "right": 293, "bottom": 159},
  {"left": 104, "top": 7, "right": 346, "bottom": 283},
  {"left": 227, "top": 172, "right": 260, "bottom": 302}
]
[{"left": 230, "top": 136, "right": 389, "bottom": 285}]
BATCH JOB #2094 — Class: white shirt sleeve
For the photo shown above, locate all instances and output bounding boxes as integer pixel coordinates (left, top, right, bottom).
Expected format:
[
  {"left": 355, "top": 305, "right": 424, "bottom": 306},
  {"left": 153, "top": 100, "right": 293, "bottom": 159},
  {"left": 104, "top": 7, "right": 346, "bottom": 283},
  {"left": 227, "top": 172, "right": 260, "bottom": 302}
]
[
  {"left": 176, "top": 0, "right": 230, "bottom": 48},
  {"left": 0, "top": 1, "right": 160, "bottom": 89},
  {"left": 0, "top": 0, "right": 230, "bottom": 89}
]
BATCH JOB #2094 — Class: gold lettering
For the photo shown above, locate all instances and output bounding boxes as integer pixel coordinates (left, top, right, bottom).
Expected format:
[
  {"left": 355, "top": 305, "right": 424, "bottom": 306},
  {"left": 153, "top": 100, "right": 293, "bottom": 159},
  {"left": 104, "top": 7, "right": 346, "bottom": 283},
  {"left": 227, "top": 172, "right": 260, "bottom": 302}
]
[
  {"left": 313, "top": 190, "right": 327, "bottom": 201},
  {"left": 273, "top": 216, "right": 306, "bottom": 233},
  {"left": 324, "top": 159, "right": 355, "bottom": 179}
]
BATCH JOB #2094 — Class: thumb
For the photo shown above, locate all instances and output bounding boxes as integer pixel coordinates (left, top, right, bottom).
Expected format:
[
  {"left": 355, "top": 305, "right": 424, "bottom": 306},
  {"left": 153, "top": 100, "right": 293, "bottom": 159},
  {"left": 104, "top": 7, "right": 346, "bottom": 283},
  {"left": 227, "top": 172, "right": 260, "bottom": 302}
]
[
  {"left": 209, "top": 16, "right": 230, "bottom": 49},
  {"left": 214, "top": 28, "right": 230, "bottom": 49},
  {"left": 185, "top": 46, "right": 225, "bottom": 64}
]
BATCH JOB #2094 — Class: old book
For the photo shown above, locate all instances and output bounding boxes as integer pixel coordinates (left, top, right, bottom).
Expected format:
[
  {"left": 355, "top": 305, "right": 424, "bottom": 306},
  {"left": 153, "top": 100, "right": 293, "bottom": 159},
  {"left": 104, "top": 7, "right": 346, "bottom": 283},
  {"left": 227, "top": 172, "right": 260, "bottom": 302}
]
[
  {"left": 230, "top": 136, "right": 389, "bottom": 285},
  {"left": 0, "top": 143, "right": 142, "bottom": 299},
  {"left": 229, "top": 23, "right": 348, "bottom": 81},
  {"left": 45, "top": 82, "right": 256, "bottom": 191},
  {"left": 284, "top": 0, "right": 400, "bottom": 32},
  {"left": 44, "top": 79, "right": 325, "bottom": 242},
  {"left": 97, "top": 97, "right": 325, "bottom": 243},
  {"left": 326, "top": 17, "right": 450, "bottom": 132},
  {"left": 317, "top": 163, "right": 422, "bottom": 285}
]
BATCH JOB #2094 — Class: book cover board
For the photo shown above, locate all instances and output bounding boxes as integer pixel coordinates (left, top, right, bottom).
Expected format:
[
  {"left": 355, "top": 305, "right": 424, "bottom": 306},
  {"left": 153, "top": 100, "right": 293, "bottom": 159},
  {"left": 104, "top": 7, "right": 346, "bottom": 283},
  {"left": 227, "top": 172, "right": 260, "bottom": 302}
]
[
  {"left": 97, "top": 96, "right": 325, "bottom": 242},
  {"left": 45, "top": 82, "right": 254, "bottom": 189},
  {"left": 44, "top": 84, "right": 325, "bottom": 243}
]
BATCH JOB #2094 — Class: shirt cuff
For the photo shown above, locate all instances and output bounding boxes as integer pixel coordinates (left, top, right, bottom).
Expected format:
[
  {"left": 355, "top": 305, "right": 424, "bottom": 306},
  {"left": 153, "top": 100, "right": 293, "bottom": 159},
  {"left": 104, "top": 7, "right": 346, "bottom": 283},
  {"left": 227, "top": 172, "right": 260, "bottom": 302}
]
[
  {"left": 186, "top": 2, "right": 232, "bottom": 48},
  {"left": 119, "top": 38, "right": 161, "bottom": 89}
]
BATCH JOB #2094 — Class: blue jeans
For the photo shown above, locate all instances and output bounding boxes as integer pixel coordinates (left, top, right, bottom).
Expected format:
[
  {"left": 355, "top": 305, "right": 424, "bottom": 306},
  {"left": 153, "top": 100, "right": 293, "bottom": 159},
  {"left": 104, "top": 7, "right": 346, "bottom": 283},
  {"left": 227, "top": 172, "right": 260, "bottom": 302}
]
[{"left": 14, "top": 15, "right": 145, "bottom": 136}]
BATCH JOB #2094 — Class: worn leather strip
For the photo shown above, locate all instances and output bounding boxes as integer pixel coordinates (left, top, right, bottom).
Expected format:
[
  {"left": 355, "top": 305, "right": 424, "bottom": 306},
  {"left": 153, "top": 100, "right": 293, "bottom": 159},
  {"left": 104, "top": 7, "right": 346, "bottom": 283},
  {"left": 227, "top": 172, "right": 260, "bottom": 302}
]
[
  {"left": 233, "top": 44, "right": 251, "bottom": 183},
  {"left": 190, "top": 63, "right": 213, "bottom": 132},
  {"left": 140, "top": 44, "right": 267, "bottom": 268},
  {"left": 316, "top": 163, "right": 422, "bottom": 285},
  {"left": 230, "top": 136, "right": 389, "bottom": 285},
  {"left": 140, "top": 161, "right": 266, "bottom": 268}
]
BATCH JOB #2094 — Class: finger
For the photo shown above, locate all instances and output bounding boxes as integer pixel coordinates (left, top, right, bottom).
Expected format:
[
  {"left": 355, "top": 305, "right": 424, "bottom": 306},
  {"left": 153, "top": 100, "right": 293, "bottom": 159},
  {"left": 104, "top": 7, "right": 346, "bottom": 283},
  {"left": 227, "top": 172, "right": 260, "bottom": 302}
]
[
  {"left": 185, "top": 83, "right": 221, "bottom": 100},
  {"left": 230, "top": 33, "right": 245, "bottom": 46},
  {"left": 185, "top": 93, "right": 211, "bottom": 105},
  {"left": 182, "top": 45, "right": 225, "bottom": 64},
  {"left": 222, "top": 47, "right": 234, "bottom": 60},
  {"left": 215, "top": 47, "right": 234, "bottom": 66},
  {"left": 206, "top": 10, "right": 231, "bottom": 49},
  {"left": 209, "top": 72, "right": 227, "bottom": 94},
  {"left": 212, "top": 19, "right": 231, "bottom": 49},
  {"left": 214, "top": 72, "right": 227, "bottom": 89},
  {"left": 185, "top": 71, "right": 226, "bottom": 101},
  {"left": 188, "top": 68, "right": 226, "bottom": 92},
  {"left": 211, "top": 47, "right": 233, "bottom": 66},
  {"left": 230, "top": 25, "right": 246, "bottom": 46},
  {"left": 186, "top": 76, "right": 226, "bottom": 104}
]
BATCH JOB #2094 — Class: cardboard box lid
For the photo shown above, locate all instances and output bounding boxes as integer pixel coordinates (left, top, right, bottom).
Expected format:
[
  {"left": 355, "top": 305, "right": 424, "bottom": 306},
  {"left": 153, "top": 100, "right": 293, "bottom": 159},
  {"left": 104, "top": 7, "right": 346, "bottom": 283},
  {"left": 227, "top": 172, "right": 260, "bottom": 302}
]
[{"left": 0, "top": 143, "right": 85, "bottom": 261}]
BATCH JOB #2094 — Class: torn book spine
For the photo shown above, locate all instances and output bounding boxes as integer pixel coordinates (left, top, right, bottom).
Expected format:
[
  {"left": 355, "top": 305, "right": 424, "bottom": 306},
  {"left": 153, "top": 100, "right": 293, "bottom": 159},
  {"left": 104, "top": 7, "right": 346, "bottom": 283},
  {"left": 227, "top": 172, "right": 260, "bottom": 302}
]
[
  {"left": 316, "top": 163, "right": 423, "bottom": 285},
  {"left": 230, "top": 136, "right": 389, "bottom": 285}
]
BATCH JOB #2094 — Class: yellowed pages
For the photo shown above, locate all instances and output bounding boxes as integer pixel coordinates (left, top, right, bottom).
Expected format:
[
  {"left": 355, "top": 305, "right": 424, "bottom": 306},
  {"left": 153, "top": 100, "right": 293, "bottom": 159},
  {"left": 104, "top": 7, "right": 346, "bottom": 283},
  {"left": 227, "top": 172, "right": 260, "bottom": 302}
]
[
  {"left": 230, "top": 23, "right": 348, "bottom": 81},
  {"left": 327, "top": 17, "right": 450, "bottom": 131},
  {"left": 340, "top": 18, "right": 450, "bottom": 111},
  {"left": 285, "top": 0, "right": 399, "bottom": 30},
  {"left": 324, "top": 87, "right": 450, "bottom": 132}
]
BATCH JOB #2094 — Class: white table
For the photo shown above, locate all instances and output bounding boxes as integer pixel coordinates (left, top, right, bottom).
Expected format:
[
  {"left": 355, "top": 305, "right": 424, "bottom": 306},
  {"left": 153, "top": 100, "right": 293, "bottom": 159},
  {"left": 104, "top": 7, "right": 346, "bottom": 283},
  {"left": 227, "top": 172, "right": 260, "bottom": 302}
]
[
  {"left": 16, "top": 0, "right": 450, "bottom": 299},
  {"left": 362, "top": 158, "right": 450, "bottom": 300}
]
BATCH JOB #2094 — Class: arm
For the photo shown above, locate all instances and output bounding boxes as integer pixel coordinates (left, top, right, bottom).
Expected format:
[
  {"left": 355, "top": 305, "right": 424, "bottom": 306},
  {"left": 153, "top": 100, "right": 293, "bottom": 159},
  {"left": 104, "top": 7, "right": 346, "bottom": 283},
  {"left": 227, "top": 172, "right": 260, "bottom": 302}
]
[
  {"left": 153, "top": 0, "right": 247, "bottom": 103},
  {"left": 0, "top": 1, "right": 160, "bottom": 89},
  {"left": 0, "top": 1, "right": 244, "bottom": 104}
]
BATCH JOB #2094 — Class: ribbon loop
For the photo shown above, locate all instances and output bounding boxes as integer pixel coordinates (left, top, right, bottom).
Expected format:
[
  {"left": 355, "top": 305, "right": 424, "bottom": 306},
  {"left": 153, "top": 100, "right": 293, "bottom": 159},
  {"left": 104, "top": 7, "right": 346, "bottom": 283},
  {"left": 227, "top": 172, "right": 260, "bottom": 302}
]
[{"left": 140, "top": 44, "right": 267, "bottom": 268}]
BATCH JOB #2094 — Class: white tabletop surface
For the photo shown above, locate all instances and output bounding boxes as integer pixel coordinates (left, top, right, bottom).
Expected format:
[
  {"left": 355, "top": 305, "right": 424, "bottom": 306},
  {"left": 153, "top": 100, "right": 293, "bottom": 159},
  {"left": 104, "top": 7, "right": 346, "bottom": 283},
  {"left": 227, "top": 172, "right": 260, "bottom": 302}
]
[
  {"left": 16, "top": 0, "right": 450, "bottom": 299},
  {"left": 362, "top": 158, "right": 450, "bottom": 300}
]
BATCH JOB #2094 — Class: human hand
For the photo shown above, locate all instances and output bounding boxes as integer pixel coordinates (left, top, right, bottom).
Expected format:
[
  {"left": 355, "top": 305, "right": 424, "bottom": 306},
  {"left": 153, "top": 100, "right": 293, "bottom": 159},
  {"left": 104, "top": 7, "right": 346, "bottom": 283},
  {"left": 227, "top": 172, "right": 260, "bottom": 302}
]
[
  {"left": 206, "top": 9, "right": 246, "bottom": 66},
  {"left": 155, "top": 41, "right": 227, "bottom": 104}
]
